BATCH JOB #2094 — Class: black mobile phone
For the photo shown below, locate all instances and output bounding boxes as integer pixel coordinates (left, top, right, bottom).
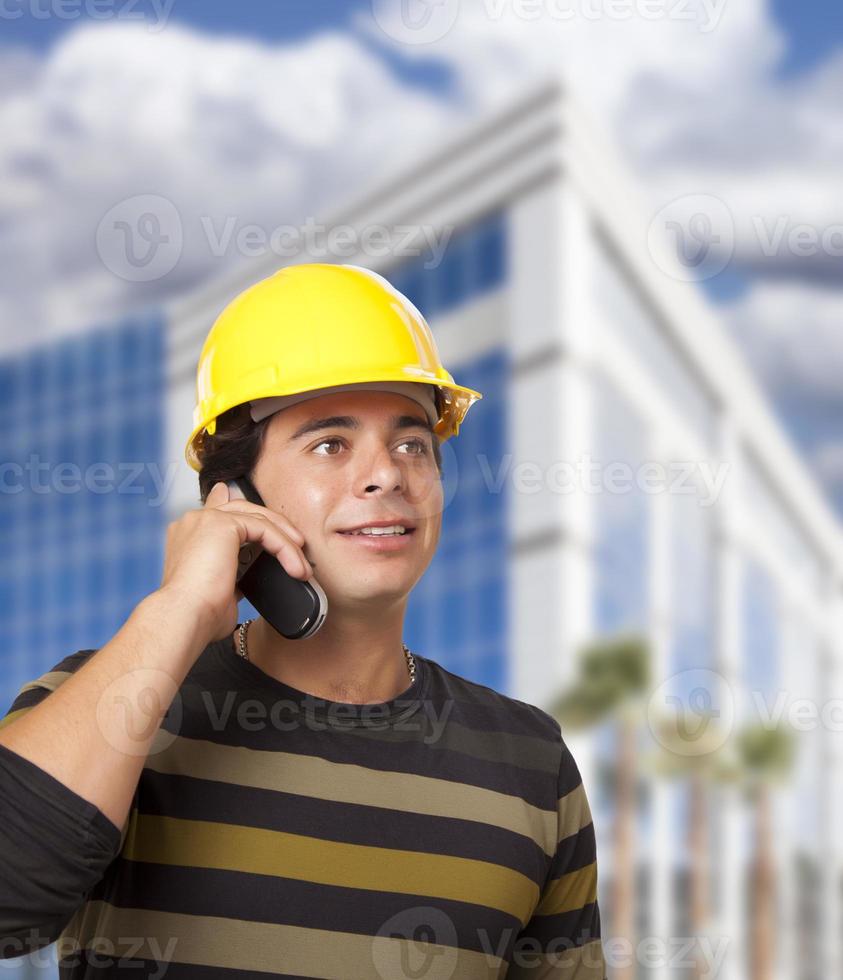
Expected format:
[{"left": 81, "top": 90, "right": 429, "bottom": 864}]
[{"left": 225, "top": 476, "right": 328, "bottom": 640}]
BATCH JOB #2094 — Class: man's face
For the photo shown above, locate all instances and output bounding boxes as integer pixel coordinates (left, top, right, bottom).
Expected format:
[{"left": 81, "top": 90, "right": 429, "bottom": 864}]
[{"left": 251, "top": 389, "right": 444, "bottom": 610}]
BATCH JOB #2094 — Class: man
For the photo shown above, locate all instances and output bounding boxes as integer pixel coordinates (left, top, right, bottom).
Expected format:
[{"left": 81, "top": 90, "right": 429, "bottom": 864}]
[{"left": 0, "top": 264, "right": 606, "bottom": 978}]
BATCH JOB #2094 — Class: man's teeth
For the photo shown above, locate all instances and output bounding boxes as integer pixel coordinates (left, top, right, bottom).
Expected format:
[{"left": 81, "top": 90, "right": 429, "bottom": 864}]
[{"left": 347, "top": 526, "right": 407, "bottom": 536}]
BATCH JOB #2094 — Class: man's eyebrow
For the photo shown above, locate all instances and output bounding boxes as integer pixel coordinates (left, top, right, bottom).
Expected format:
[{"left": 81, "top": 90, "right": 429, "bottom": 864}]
[{"left": 287, "top": 414, "right": 434, "bottom": 443}]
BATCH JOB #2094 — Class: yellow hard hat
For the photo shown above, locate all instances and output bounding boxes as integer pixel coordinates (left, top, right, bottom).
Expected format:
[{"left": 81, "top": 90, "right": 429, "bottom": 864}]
[{"left": 185, "top": 263, "right": 483, "bottom": 472}]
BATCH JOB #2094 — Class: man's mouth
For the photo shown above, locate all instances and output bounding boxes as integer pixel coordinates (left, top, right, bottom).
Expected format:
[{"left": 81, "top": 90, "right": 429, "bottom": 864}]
[{"left": 338, "top": 525, "right": 415, "bottom": 537}]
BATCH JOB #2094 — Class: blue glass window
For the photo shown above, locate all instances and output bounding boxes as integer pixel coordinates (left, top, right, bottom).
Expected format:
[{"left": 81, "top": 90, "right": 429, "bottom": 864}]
[
  {"left": 386, "top": 210, "right": 507, "bottom": 320},
  {"left": 0, "top": 313, "right": 166, "bottom": 725},
  {"left": 742, "top": 558, "right": 779, "bottom": 704},
  {"left": 404, "top": 347, "right": 509, "bottom": 692},
  {"left": 592, "top": 372, "right": 650, "bottom": 633}
]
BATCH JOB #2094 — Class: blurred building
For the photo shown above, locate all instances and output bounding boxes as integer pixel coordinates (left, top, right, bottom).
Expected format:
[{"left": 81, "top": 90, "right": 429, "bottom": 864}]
[{"left": 2, "top": 78, "right": 841, "bottom": 979}]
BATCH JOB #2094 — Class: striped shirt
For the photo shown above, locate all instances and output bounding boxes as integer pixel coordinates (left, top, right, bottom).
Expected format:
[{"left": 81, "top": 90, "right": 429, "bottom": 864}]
[{"left": 0, "top": 633, "right": 606, "bottom": 978}]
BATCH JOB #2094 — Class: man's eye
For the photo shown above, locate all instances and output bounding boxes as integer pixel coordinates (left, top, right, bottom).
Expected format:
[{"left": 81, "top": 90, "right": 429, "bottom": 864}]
[
  {"left": 311, "top": 438, "right": 429, "bottom": 456},
  {"left": 400, "top": 439, "right": 429, "bottom": 455},
  {"left": 312, "top": 438, "right": 344, "bottom": 455}
]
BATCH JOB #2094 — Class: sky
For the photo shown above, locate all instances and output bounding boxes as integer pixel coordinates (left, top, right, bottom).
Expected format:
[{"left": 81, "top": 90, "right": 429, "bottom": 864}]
[
  {"left": 1, "top": 0, "right": 362, "bottom": 49},
  {"left": 1, "top": 0, "right": 843, "bottom": 516},
  {"left": 5, "top": 0, "right": 841, "bottom": 68},
  {"left": 770, "top": 0, "right": 843, "bottom": 74}
]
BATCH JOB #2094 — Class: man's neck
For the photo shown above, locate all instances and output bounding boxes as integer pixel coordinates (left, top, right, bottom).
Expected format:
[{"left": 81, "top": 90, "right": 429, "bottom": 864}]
[{"left": 233, "top": 613, "right": 413, "bottom": 705}]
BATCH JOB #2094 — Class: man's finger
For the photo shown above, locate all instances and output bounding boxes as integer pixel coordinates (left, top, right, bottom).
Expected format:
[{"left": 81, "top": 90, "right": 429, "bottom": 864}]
[{"left": 206, "top": 481, "right": 230, "bottom": 506}]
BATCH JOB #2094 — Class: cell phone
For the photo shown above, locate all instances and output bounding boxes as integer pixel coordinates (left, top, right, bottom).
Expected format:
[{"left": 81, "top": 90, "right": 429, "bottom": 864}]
[{"left": 225, "top": 476, "right": 328, "bottom": 640}]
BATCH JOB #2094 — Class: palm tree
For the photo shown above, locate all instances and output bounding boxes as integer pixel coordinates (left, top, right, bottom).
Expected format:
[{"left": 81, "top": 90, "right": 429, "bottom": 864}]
[
  {"left": 735, "top": 724, "right": 795, "bottom": 980},
  {"left": 648, "top": 713, "right": 730, "bottom": 980},
  {"left": 548, "top": 634, "right": 650, "bottom": 980}
]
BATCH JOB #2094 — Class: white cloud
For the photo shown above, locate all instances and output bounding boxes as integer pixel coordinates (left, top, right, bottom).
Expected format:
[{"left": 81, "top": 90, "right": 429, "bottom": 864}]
[
  {"left": 0, "top": 6, "right": 835, "bottom": 349},
  {"left": 361, "top": 0, "right": 843, "bottom": 279},
  {"left": 724, "top": 280, "right": 843, "bottom": 402},
  {"left": 0, "top": 21, "right": 468, "bottom": 354},
  {"left": 367, "top": 0, "right": 780, "bottom": 106}
]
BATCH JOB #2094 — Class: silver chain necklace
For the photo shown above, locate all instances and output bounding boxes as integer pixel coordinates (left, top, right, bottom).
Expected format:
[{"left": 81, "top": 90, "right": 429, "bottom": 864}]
[{"left": 236, "top": 618, "right": 416, "bottom": 685}]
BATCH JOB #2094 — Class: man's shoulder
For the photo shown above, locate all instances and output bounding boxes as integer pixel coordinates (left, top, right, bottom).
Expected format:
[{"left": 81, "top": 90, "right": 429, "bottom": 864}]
[{"left": 421, "top": 655, "right": 563, "bottom": 745}]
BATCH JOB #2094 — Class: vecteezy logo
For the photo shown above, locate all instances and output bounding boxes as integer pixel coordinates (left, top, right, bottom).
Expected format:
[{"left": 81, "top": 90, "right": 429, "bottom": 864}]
[
  {"left": 96, "top": 194, "right": 183, "bottom": 282},
  {"left": 371, "top": 907, "right": 458, "bottom": 979},
  {"left": 647, "top": 668, "right": 734, "bottom": 758},
  {"left": 96, "top": 667, "right": 183, "bottom": 758},
  {"left": 647, "top": 193, "right": 734, "bottom": 283},
  {"left": 371, "top": 0, "right": 460, "bottom": 45}
]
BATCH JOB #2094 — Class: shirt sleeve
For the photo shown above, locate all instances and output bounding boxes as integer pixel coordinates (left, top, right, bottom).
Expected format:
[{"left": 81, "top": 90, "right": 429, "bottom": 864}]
[
  {"left": 506, "top": 735, "right": 607, "bottom": 979},
  {"left": 0, "top": 652, "right": 124, "bottom": 958}
]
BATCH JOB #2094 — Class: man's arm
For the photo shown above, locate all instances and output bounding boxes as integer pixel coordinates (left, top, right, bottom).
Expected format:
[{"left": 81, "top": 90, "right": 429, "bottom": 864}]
[
  {"left": 0, "top": 740, "right": 123, "bottom": 956},
  {"left": 0, "top": 479, "right": 312, "bottom": 953},
  {"left": 0, "top": 588, "right": 207, "bottom": 832},
  {"left": 506, "top": 737, "right": 607, "bottom": 979},
  {"left": 0, "top": 590, "right": 207, "bottom": 956},
  {"left": 0, "top": 478, "right": 310, "bottom": 832}
]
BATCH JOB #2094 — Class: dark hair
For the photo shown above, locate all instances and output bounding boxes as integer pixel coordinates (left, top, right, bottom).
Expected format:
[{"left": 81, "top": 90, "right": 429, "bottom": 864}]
[
  {"left": 196, "top": 402, "right": 272, "bottom": 503},
  {"left": 197, "top": 399, "right": 444, "bottom": 503}
]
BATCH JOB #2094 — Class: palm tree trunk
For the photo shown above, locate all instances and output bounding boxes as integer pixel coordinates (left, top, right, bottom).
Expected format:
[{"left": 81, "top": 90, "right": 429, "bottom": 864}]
[
  {"left": 749, "top": 786, "right": 775, "bottom": 980},
  {"left": 613, "top": 716, "right": 636, "bottom": 980},
  {"left": 688, "top": 772, "right": 709, "bottom": 980}
]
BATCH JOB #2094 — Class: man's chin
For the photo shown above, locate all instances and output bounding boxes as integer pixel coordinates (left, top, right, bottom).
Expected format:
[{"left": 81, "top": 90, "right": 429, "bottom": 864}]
[{"left": 320, "top": 579, "right": 412, "bottom": 610}]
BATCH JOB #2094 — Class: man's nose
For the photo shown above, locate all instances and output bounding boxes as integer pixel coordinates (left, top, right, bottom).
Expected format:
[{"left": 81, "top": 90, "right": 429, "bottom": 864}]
[{"left": 359, "top": 442, "right": 404, "bottom": 493}]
